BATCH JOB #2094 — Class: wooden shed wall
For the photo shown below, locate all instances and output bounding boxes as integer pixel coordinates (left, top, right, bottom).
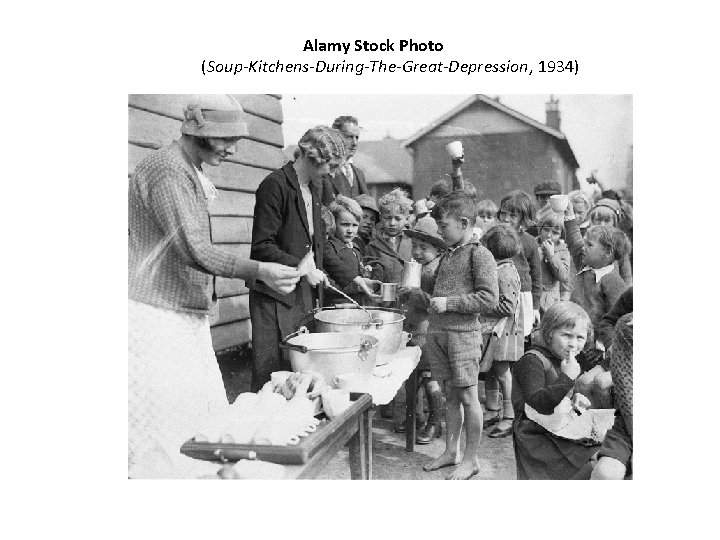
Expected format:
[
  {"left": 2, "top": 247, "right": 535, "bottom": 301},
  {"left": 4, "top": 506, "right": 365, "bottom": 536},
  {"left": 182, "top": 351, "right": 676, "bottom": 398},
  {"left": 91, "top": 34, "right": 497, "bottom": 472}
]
[{"left": 128, "top": 94, "right": 284, "bottom": 351}]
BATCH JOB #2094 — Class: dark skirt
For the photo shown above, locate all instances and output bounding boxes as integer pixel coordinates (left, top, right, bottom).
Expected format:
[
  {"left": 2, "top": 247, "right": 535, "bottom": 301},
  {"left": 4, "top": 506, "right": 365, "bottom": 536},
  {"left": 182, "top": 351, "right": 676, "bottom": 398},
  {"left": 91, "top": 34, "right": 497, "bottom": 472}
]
[{"left": 512, "top": 415, "right": 599, "bottom": 480}]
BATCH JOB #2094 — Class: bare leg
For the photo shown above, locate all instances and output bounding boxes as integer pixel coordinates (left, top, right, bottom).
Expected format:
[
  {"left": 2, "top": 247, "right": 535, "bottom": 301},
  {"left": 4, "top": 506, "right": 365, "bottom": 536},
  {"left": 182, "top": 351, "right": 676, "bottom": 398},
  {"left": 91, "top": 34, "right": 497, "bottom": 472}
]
[
  {"left": 423, "top": 382, "right": 462, "bottom": 471},
  {"left": 493, "top": 362, "right": 514, "bottom": 432},
  {"left": 446, "top": 385, "right": 482, "bottom": 480},
  {"left": 483, "top": 371, "right": 501, "bottom": 426}
]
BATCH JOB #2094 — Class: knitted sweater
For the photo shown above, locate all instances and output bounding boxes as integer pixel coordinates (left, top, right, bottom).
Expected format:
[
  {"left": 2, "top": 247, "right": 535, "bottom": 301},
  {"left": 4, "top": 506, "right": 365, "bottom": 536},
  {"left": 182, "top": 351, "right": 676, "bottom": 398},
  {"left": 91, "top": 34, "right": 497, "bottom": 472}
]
[
  {"left": 128, "top": 142, "right": 259, "bottom": 314},
  {"left": 513, "top": 230, "right": 543, "bottom": 307},
  {"left": 426, "top": 240, "right": 499, "bottom": 332},
  {"left": 565, "top": 218, "right": 628, "bottom": 327}
]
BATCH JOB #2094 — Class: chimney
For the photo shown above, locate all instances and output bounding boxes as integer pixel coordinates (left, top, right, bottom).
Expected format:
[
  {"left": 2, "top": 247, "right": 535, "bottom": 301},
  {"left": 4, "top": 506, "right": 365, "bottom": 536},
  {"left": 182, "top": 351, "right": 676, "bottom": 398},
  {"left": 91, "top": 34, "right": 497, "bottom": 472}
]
[{"left": 545, "top": 94, "right": 561, "bottom": 130}]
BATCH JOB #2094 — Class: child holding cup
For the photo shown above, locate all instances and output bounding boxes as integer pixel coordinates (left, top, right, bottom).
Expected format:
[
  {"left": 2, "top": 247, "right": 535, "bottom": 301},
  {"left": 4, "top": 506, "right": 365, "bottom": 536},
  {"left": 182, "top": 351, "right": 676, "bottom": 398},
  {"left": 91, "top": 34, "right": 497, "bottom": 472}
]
[
  {"left": 363, "top": 188, "right": 414, "bottom": 285},
  {"left": 397, "top": 216, "right": 447, "bottom": 443}
]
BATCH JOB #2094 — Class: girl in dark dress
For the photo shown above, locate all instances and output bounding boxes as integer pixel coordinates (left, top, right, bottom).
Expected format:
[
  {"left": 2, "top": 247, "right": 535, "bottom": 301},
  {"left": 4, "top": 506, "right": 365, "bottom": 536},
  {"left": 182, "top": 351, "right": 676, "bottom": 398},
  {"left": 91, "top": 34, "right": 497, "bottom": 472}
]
[{"left": 511, "top": 301, "right": 601, "bottom": 480}]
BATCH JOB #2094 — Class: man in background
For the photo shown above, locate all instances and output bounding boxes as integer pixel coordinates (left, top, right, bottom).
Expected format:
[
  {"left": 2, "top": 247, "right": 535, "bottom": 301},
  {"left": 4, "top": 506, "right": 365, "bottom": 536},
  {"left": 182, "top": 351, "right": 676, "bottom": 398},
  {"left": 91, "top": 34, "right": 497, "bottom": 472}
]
[{"left": 321, "top": 115, "right": 369, "bottom": 204}]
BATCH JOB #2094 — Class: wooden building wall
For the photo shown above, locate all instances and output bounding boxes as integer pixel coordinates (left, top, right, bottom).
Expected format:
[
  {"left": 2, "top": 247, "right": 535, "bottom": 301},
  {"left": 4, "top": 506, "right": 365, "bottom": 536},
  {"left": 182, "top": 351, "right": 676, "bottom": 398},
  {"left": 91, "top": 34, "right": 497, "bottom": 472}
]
[{"left": 128, "top": 94, "right": 285, "bottom": 351}]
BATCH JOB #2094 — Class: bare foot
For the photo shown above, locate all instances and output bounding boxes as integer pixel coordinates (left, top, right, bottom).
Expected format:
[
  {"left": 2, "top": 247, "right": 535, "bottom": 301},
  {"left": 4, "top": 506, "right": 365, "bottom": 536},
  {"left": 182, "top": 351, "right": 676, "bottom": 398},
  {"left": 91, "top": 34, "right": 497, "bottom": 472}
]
[
  {"left": 446, "top": 459, "right": 480, "bottom": 480},
  {"left": 423, "top": 452, "right": 461, "bottom": 472}
]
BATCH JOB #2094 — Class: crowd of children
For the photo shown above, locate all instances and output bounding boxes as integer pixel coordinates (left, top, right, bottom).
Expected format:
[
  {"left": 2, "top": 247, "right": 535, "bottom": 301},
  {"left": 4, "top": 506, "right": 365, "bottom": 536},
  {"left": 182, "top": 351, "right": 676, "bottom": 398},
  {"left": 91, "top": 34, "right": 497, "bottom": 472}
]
[{"left": 316, "top": 174, "right": 633, "bottom": 480}]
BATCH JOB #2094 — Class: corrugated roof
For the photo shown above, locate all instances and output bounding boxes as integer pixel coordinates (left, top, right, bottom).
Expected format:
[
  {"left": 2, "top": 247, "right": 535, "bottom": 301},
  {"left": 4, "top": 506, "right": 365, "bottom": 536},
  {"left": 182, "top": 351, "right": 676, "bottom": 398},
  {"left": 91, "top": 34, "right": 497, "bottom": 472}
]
[{"left": 402, "top": 94, "right": 579, "bottom": 169}]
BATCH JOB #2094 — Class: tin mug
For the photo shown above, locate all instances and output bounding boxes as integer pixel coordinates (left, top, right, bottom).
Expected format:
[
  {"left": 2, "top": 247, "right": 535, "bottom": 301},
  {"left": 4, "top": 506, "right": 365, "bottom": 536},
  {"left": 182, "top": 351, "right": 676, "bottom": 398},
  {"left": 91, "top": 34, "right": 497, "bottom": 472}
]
[{"left": 381, "top": 282, "right": 397, "bottom": 302}]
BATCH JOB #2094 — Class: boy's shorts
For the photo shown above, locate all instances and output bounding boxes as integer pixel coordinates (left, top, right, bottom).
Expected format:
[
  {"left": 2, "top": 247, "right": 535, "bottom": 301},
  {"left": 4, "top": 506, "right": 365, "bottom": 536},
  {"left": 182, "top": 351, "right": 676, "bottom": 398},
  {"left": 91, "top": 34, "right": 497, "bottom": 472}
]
[{"left": 424, "top": 329, "right": 482, "bottom": 387}]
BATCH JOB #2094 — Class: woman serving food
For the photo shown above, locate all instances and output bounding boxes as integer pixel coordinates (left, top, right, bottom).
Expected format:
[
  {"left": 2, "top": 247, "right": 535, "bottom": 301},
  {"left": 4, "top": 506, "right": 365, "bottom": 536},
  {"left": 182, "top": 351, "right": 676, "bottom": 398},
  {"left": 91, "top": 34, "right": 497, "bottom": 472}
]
[{"left": 128, "top": 95, "right": 302, "bottom": 478}]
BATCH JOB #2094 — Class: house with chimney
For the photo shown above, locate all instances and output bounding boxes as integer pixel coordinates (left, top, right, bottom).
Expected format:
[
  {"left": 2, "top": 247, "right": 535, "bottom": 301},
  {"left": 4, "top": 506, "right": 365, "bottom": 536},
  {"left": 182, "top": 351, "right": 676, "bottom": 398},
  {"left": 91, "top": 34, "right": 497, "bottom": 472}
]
[{"left": 403, "top": 95, "right": 579, "bottom": 204}]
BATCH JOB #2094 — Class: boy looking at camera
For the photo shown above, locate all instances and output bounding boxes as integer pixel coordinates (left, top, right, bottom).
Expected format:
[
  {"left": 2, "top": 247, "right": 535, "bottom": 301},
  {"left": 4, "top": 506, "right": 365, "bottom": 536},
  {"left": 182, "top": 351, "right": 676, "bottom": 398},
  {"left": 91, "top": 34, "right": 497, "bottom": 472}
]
[{"left": 422, "top": 191, "right": 499, "bottom": 480}]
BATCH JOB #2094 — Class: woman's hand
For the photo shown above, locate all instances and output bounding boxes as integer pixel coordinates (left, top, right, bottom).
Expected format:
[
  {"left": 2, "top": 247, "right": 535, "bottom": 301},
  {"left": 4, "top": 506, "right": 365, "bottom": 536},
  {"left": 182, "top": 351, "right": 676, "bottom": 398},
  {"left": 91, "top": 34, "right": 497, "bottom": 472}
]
[
  {"left": 305, "top": 268, "right": 327, "bottom": 287},
  {"left": 257, "top": 262, "right": 303, "bottom": 295},
  {"left": 560, "top": 353, "right": 581, "bottom": 380}
]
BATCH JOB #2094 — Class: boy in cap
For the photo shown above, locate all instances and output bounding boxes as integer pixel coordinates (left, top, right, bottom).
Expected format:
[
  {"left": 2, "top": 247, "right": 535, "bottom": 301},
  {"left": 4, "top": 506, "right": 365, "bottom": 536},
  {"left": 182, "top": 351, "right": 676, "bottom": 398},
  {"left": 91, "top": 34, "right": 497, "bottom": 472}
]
[
  {"left": 397, "top": 216, "right": 447, "bottom": 443},
  {"left": 534, "top": 181, "right": 562, "bottom": 210}
]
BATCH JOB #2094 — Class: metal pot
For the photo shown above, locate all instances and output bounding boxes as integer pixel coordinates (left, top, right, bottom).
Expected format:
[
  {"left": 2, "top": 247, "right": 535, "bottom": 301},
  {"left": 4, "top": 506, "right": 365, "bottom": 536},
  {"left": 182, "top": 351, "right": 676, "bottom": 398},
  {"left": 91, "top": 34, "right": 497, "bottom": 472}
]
[
  {"left": 280, "top": 328, "right": 378, "bottom": 384},
  {"left": 313, "top": 307, "right": 405, "bottom": 357}
]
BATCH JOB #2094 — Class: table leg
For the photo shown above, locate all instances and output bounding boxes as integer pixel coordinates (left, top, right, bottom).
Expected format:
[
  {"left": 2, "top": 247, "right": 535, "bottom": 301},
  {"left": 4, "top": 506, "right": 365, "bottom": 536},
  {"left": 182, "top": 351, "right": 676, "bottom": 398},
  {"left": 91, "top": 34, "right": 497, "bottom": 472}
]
[
  {"left": 349, "top": 414, "right": 369, "bottom": 479},
  {"left": 405, "top": 368, "right": 419, "bottom": 452},
  {"left": 363, "top": 408, "right": 372, "bottom": 479}
]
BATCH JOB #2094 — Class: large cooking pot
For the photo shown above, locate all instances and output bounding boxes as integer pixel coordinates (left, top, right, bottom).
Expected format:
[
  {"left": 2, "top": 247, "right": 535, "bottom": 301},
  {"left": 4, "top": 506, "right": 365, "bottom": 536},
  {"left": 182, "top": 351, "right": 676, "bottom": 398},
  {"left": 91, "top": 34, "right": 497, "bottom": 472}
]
[
  {"left": 280, "top": 328, "right": 378, "bottom": 384},
  {"left": 313, "top": 307, "right": 405, "bottom": 356}
]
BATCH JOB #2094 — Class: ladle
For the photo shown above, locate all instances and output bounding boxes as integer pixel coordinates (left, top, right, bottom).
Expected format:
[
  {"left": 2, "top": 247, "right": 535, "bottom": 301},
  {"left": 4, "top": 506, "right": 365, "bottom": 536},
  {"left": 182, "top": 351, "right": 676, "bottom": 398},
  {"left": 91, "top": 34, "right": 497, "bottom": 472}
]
[{"left": 323, "top": 282, "right": 382, "bottom": 325}]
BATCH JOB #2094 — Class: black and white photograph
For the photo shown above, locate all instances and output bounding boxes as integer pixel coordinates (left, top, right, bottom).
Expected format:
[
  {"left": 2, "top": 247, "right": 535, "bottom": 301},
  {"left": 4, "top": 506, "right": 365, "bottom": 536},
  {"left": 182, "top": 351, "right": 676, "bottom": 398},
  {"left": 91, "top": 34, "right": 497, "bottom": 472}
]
[{"left": 128, "top": 93, "right": 633, "bottom": 480}]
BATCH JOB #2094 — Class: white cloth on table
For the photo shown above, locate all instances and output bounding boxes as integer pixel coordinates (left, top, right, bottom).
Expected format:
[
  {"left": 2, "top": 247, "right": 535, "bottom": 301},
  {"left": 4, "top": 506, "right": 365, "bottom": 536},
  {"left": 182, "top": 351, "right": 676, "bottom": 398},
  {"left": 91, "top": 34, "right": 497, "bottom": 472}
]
[
  {"left": 363, "top": 346, "right": 422, "bottom": 405},
  {"left": 128, "top": 299, "right": 229, "bottom": 478}
]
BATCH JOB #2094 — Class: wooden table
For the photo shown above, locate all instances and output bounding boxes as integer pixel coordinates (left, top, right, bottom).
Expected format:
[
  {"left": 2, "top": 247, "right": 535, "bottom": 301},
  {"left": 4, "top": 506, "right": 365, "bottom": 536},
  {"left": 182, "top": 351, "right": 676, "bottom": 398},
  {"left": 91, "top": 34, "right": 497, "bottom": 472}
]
[
  {"left": 182, "top": 393, "right": 373, "bottom": 479},
  {"left": 284, "top": 393, "right": 372, "bottom": 479}
]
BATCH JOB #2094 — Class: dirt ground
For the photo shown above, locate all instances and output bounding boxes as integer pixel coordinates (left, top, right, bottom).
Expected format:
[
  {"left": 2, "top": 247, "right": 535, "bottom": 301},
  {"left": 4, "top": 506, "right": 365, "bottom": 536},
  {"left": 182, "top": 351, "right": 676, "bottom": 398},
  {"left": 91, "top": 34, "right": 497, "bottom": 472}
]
[{"left": 218, "top": 351, "right": 517, "bottom": 480}]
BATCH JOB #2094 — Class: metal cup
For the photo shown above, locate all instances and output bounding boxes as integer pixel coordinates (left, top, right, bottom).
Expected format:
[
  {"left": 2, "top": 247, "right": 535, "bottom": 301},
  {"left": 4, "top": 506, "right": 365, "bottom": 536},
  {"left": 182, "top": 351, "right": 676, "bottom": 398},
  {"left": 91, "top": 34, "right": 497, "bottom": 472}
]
[{"left": 381, "top": 282, "right": 397, "bottom": 302}]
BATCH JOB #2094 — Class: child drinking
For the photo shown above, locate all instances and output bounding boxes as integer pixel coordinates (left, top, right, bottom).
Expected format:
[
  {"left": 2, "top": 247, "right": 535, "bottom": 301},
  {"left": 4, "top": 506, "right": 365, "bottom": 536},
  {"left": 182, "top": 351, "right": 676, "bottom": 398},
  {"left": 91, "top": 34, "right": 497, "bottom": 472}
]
[
  {"left": 421, "top": 191, "right": 499, "bottom": 479},
  {"left": 322, "top": 195, "right": 381, "bottom": 304},
  {"left": 398, "top": 216, "right": 447, "bottom": 443},
  {"left": 588, "top": 197, "right": 633, "bottom": 284},
  {"left": 568, "top": 190, "right": 593, "bottom": 237},
  {"left": 497, "top": 190, "right": 542, "bottom": 346},
  {"left": 512, "top": 301, "right": 604, "bottom": 480},
  {"left": 364, "top": 188, "right": 414, "bottom": 284},
  {"left": 564, "top": 204, "right": 630, "bottom": 331},
  {"left": 536, "top": 209, "right": 571, "bottom": 316},
  {"left": 477, "top": 224, "right": 525, "bottom": 439}
]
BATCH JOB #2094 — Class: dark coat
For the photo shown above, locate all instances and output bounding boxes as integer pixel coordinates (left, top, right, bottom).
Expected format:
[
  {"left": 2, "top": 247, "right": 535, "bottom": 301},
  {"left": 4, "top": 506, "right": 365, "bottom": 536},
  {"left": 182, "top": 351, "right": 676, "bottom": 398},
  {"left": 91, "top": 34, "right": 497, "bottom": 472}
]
[
  {"left": 320, "top": 163, "right": 369, "bottom": 206},
  {"left": 363, "top": 231, "right": 413, "bottom": 283},
  {"left": 323, "top": 235, "right": 366, "bottom": 304},
  {"left": 250, "top": 162, "right": 325, "bottom": 308}
]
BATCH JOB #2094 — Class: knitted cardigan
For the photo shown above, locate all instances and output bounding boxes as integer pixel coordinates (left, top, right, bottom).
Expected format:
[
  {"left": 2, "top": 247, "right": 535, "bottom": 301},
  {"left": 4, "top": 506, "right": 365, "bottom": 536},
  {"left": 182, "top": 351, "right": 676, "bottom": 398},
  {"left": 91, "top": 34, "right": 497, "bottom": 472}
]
[
  {"left": 565, "top": 218, "right": 628, "bottom": 328},
  {"left": 426, "top": 240, "right": 499, "bottom": 332},
  {"left": 128, "top": 142, "right": 259, "bottom": 314}
]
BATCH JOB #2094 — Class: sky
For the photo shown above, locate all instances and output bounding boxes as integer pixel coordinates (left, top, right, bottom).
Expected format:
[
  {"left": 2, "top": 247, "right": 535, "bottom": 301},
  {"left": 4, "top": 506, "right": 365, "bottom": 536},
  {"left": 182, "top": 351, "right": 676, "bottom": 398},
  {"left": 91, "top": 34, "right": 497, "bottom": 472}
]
[{"left": 281, "top": 94, "right": 633, "bottom": 190}]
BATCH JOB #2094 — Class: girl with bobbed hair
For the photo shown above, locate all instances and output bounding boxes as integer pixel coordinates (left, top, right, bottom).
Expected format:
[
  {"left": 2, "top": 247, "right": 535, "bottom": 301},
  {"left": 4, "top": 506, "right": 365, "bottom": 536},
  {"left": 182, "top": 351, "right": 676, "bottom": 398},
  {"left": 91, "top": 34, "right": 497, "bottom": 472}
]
[
  {"left": 511, "top": 301, "right": 603, "bottom": 479},
  {"left": 249, "top": 126, "right": 348, "bottom": 391}
]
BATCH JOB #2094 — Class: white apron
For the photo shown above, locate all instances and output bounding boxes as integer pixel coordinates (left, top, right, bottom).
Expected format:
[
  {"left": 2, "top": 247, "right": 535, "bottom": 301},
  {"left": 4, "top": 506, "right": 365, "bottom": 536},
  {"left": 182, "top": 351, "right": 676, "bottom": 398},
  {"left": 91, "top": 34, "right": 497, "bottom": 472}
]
[{"left": 128, "top": 299, "right": 229, "bottom": 478}]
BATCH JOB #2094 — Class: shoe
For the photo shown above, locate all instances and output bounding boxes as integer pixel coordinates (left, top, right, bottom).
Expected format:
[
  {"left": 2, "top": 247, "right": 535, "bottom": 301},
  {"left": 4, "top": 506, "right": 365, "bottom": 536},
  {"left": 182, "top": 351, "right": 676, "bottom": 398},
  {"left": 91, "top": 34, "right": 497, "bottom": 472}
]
[
  {"left": 488, "top": 422, "right": 513, "bottom": 438},
  {"left": 394, "top": 420, "right": 407, "bottom": 433},
  {"left": 483, "top": 410, "right": 501, "bottom": 429},
  {"left": 416, "top": 421, "right": 442, "bottom": 444}
]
